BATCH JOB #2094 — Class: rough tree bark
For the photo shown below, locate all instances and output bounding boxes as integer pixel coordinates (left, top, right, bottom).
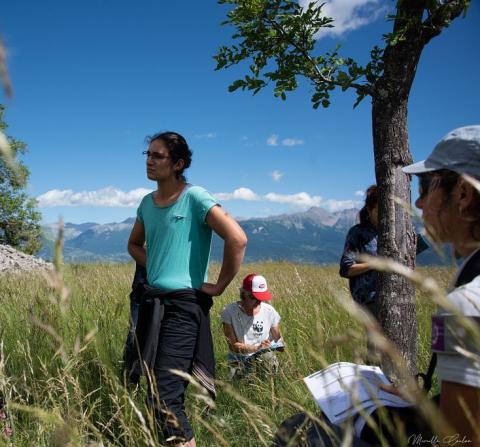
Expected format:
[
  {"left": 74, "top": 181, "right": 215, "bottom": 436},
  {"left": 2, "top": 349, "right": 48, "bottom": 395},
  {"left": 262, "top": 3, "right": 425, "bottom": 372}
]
[
  {"left": 373, "top": 95, "right": 418, "bottom": 375},
  {"left": 372, "top": 0, "right": 465, "bottom": 375}
]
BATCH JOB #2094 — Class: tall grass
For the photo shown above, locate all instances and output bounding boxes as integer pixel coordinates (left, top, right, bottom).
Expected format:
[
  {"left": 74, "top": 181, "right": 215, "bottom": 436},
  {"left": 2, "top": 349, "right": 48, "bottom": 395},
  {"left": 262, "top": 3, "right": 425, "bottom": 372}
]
[{"left": 0, "top": 262, "right": 453, "bottom": 446}]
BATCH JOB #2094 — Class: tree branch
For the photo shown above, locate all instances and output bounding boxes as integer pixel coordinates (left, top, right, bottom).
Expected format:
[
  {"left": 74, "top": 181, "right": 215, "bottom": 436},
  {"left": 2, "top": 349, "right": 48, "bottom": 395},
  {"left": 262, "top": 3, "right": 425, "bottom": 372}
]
[
  {"left": 265, "top": 17, "right": 372, "bottom": 96},
  {"left": 420, "top": 0, "right": 467, "bottom": 46}
]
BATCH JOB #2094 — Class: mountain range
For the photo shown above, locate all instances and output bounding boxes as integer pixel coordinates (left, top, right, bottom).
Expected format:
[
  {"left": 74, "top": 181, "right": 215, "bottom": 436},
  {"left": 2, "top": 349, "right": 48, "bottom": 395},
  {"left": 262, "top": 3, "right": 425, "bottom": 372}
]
[{"left": 39, "top": 207, "right": 440, "bottom": 265}]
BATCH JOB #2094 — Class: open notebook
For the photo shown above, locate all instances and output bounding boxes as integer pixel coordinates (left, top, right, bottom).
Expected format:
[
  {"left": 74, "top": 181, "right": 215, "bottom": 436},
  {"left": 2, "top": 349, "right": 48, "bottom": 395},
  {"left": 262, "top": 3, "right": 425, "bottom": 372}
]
[{"left": 304, "top": 362, "right": 411, "bottom": 436}]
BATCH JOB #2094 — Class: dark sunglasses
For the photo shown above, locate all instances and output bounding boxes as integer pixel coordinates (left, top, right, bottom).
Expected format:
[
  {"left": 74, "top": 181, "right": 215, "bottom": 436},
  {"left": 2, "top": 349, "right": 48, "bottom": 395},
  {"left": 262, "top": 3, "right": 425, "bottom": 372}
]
[
  {"left": 418, "top": 174, "right": 434, "bottom": 198},
  {"left": 418, "top": 170, "right": 459, "bottom": 198}
]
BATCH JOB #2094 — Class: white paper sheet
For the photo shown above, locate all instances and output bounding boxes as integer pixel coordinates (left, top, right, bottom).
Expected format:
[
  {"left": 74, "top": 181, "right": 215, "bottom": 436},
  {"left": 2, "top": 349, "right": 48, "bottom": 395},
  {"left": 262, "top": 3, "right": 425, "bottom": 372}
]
[{"left": 304, "top": 362, "right": 411, "bottom": 436}]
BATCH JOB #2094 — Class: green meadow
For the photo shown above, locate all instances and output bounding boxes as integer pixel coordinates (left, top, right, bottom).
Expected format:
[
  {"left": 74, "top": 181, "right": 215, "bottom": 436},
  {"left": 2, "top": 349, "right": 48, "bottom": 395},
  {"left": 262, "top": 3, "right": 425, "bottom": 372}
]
[{"left": 0, "top": 263, "right": 454, "bottom": 446}]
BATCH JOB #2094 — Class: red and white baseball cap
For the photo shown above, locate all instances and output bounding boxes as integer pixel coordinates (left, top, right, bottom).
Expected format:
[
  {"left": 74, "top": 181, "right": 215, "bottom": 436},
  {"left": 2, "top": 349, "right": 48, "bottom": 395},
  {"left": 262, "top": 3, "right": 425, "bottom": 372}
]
[{"left": 242, "top": 273, "right": 272, "bottom": 301}]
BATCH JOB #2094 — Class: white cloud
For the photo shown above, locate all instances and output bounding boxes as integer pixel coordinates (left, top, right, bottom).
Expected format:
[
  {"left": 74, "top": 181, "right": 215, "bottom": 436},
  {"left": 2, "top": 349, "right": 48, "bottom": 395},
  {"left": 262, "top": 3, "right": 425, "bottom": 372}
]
[
  {"left": 354, "top": 189, "right": 365, "bottom": 197},
  {"left": 282, "top": 138, "right": 304, "bottom": 147},
  {"left": 298, "top": 0, "right": 387, "bottom": 39},
  {"left": 271, "top": 170, "right": 284, "bottom": 182},
  {"left": 194, "top": 132, "right": 217, "bottom": 139},
  {"left": 37, "top": 187, "right": 152, "bottom": 207},
  {"left": 37, "top": 185, "right": 361, "bottom": 213},
  {"left": 268, "top": 134, "right": 304, "bottom": 147},
  {"left": 264, "top": 192, "right": 323, "bottom": 207},
  {"left": 267, "top": 134, "right": 279, "bottom": 146},
  {"left": 215, "top": 188, "right": 322, "bottom": 207},
  {"left": 215, "top": 187, "right": 361, "bottom": 211},
  {"left": 214, "top": 188, "right": 260, "bottom": 201}
]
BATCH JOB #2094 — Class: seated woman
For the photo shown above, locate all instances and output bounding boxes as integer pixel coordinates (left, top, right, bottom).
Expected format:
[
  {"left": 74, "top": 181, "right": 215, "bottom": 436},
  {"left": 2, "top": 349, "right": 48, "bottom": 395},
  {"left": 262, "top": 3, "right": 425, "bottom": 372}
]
[{"left": 221, "top": 273, "right": 283, "bottom": 379}]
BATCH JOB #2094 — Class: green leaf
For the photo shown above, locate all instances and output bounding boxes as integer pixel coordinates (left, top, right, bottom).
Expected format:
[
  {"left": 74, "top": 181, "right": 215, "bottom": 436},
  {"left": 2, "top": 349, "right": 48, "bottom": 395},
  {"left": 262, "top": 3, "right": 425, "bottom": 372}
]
[
  {"left": 353, "top": 92, "right": 366, "bottom": 109},
  {"left": 215, "top": 0, "right": 373, "bottom": 109}
]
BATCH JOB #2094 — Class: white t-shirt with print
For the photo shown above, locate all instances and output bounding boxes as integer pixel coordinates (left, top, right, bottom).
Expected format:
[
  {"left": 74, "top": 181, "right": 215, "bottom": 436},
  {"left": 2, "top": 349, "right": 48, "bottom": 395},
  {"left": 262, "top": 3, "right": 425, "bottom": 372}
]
[{"left": 221, "top": 302, "right": 281, "bottom": 348}]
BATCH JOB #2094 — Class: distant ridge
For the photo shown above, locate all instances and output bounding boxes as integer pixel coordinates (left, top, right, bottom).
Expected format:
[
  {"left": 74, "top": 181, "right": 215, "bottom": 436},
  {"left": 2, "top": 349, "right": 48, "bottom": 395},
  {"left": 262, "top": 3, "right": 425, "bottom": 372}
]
[
  {"left": 39, "top": 207, "right": 441, "bottom": 265},
  {"left": 214, "top": 207, "right": 359, "bottom": 264}
]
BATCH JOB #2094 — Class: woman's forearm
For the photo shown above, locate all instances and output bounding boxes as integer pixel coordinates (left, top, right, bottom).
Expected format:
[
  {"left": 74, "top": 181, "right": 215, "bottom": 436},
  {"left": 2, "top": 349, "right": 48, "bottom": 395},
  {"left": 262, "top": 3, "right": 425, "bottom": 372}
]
[{"left": 346, "top": 263, "right": 371, "bottom": 277}]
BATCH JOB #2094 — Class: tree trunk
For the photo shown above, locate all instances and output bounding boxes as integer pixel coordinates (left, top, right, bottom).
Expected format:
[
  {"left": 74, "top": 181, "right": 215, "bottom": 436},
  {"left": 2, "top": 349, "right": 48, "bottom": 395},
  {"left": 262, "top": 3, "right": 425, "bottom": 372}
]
[
  {"left": 371, "top": 16, "right": 424, "bottom": 376},
  {"left": 372, "top": 95, "right": 417, "bottom": 377}
]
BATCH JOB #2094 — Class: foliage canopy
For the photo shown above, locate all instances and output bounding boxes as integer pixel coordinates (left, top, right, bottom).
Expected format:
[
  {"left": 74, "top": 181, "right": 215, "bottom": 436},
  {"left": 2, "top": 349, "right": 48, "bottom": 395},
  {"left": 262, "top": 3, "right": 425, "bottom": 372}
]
[
  {"left": 215, "top": 0, "right": 468, "bottom": 108},
  {"left": 0, "top": 104, "right": 42, "bottom": 254}
]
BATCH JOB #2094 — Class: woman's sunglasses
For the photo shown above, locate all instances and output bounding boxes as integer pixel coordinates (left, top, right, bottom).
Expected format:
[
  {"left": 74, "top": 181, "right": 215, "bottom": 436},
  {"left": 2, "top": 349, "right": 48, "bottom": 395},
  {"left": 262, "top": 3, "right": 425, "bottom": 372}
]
[
  {"left": 418, "top": 170, "right": 459, "bottom": 198},
  {"left": 418, "top": 174, "right": 434, "bottom": 198}
]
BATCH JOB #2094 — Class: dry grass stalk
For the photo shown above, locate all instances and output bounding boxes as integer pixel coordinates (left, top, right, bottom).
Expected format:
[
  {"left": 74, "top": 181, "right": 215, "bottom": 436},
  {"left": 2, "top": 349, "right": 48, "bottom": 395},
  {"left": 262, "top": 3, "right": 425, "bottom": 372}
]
[{"left": 0, "top": 39, "right": 12, "bottom": 97}]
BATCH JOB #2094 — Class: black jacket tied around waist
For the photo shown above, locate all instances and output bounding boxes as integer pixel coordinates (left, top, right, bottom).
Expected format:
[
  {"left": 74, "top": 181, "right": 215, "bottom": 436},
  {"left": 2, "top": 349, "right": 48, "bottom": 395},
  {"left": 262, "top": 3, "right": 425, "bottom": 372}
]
[{"left": 127, "top": 285, "right": 216, "bottom": 398}]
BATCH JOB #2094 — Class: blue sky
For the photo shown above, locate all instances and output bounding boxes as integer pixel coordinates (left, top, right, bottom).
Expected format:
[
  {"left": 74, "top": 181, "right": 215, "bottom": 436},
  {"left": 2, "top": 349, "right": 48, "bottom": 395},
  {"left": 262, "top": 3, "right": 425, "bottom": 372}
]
[{"left": 1, "top": 0, "right": 479, "bottom": 224}]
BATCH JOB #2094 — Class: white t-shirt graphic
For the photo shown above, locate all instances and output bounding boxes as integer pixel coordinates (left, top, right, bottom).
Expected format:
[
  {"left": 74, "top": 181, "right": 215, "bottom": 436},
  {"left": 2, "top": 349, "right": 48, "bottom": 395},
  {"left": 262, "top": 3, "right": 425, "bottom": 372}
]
[{"left": 221, "top": 302, "right": 281, "bottom": 349}]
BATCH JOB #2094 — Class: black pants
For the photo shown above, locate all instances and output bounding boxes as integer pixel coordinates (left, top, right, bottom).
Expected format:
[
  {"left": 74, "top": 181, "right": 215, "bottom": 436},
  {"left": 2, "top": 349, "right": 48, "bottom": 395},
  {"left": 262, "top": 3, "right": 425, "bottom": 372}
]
[
  {"left": 274, "top": 404, "right": 436, "bottom": 447},
  {"left": 360, "top": 398, "right": 438, "bottom": 446},
  {"left": 149, "top": 301, "right": 199, "bottom": 443},
  {"left": 123, "top": 264, "right": 147, "bottom": 384},
  {"left": 273, "top": 413, "right": 370, "bottom": 447}
]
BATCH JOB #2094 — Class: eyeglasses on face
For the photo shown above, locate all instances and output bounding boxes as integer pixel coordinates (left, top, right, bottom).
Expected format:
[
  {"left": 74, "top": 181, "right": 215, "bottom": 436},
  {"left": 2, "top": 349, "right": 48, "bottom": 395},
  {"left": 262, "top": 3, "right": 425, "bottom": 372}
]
[{"left": 142, "top": 150, "right": 170, "bottom": 161}]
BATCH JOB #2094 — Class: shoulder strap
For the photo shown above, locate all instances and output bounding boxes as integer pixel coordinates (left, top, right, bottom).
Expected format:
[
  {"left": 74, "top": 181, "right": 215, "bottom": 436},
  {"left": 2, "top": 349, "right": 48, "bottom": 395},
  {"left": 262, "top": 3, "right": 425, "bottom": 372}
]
[
  {"left": 455, "top": 249, "right": 480, "bottom": 288},
  {"left": 417, "top": 354, "right": 437, "bottom": 392}
]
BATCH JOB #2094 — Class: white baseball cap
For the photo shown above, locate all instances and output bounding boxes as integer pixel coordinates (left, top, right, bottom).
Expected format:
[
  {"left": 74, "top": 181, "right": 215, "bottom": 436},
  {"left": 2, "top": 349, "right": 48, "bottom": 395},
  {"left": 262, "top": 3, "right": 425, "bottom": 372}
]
[
  {"left": 403, "top": 125, "right": 480, "bottom": 177},
  {"left": 242, "top": 273, "right": 272, "bottom": 301}
]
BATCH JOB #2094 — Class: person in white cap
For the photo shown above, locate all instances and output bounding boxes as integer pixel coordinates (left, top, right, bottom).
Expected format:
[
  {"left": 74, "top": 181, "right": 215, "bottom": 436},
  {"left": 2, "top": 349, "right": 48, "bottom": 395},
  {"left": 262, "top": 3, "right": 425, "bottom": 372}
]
[
  {"left": 361, "top": 125, "right": 480, "bottom": 444},
  {"left": 274, "top": 126, "right": 480, "bottom": 446},
  {"left": 221, "top": 273, "right": 284, "bottom": 379},
  {"left": 398, "top": 125, "right": 480, "bottom": 442}
]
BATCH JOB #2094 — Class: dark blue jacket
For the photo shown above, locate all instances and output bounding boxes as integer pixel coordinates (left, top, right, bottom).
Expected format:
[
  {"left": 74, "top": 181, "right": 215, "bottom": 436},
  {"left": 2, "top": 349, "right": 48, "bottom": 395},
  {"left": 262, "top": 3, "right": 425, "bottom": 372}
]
[{"left": 339, "top": 224, "right": 378, "bottom": 305}]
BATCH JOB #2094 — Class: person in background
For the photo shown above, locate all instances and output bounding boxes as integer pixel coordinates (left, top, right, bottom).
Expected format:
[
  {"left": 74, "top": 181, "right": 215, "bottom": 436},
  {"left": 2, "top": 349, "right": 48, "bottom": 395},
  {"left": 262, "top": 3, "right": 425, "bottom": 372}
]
[
  {"left": 339, "top": 185, "right": 379, "bottom": 361},
  {"left": 340, "top": 185, "right": 379, "bottom": 307},
  {"left": 339, "top": 186, "right": 429, "bottom": 362},
  {"left": 127, "top": 131, "right": 247, "bottom": 447},
  {"left": 221, "top": 273, "right": 283, "bottom": 379}
]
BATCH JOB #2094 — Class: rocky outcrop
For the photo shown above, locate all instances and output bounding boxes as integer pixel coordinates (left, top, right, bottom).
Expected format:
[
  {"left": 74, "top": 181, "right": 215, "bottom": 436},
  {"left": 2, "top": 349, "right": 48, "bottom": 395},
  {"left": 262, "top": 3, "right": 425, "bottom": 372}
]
[{"left": 0, "top": 244, "right": 53, "bottom": 273}]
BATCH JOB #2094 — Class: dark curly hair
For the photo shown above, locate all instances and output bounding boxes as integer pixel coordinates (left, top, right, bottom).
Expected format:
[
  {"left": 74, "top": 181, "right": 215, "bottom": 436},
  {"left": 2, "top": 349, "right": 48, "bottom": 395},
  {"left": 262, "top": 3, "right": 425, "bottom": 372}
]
[
  {"left": 359, "top": 185, "right": 378, "bottom": 226},
  {"left": 146, "top": 131, "right": 193, "bottom": 181}
]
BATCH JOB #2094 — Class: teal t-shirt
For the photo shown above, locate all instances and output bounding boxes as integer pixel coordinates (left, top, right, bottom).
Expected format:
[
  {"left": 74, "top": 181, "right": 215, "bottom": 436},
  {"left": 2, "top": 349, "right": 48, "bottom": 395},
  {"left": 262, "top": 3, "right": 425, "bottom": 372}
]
[{"left": 137, "top": 185, "right": 219, "bottom": 290}]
